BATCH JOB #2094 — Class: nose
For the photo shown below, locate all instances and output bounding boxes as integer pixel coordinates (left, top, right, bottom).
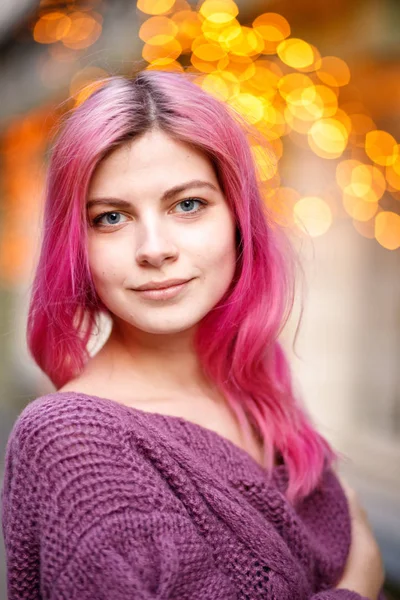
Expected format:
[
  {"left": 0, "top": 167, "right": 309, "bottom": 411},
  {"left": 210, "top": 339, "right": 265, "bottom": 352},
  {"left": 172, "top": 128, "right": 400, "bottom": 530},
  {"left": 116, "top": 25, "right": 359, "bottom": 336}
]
[{"left": 135, "top": 218, "right": 179, "bottom": 267}]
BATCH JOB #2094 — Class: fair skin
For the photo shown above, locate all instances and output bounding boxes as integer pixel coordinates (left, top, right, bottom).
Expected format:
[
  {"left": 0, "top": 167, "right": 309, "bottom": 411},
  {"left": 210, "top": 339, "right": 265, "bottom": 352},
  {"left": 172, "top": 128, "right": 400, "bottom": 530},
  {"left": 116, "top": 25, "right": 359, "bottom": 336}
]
[
  {"left": 60, "top": 128, "right": 265, "bottom": 466},
  {"left": 60, "top": 128, "right": 384, "bottom": 598},
  {"left": 335, "top": 477, "right": 385, "bottom": 600}
]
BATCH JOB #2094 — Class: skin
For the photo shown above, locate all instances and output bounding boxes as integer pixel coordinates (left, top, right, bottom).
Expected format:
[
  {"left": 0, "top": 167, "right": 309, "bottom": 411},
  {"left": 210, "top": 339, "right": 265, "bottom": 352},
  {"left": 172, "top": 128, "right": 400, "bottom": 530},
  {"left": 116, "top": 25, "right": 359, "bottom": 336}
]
[
  {"left": 335, "top": 477, "right": 385, "bottom": 600},
  {"left": 67, "top": 128, "right": 239, "bottom": 415}
]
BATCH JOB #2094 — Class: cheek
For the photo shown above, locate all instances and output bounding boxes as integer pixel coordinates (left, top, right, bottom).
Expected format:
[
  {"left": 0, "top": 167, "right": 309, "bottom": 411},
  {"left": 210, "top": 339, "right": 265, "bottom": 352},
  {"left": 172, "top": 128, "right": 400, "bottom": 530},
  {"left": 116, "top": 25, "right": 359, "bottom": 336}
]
[
  {"left": 199, "top": 219, "right": 237, "bottom": 278},
  {"left": 87, "top": 239, "right": 125, "bottom": 288}
]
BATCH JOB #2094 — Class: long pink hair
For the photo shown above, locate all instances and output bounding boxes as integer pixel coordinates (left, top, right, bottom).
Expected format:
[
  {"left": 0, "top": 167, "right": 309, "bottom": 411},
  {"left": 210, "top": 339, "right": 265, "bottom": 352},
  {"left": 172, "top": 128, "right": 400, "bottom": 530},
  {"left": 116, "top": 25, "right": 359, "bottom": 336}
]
[{"left": 27, "top": 70, "right": 337, "bottom": 503}]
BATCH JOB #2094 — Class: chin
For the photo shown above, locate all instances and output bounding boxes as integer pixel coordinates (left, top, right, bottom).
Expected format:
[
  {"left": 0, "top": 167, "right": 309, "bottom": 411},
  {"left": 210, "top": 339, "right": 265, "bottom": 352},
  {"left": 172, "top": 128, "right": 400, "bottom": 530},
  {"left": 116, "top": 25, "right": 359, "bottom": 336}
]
[{"left": 136, "top": 320, "right": 200, "bottom": 335}]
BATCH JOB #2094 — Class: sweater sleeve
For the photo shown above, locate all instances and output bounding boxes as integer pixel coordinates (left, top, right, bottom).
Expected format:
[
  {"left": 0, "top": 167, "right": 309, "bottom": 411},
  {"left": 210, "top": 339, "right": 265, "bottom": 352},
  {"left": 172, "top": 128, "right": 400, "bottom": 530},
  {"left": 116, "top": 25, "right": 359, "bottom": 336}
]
[{"left": 1, "top": 396, "right": 234, "bottom": 600}]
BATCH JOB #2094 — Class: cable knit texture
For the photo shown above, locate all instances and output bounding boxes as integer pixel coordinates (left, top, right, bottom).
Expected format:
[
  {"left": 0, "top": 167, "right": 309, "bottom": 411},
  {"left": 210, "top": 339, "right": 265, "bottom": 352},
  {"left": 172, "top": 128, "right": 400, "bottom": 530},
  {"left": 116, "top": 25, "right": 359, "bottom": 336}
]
[{"left": 1, "top": 392, "right": 386, "bottom": 600}]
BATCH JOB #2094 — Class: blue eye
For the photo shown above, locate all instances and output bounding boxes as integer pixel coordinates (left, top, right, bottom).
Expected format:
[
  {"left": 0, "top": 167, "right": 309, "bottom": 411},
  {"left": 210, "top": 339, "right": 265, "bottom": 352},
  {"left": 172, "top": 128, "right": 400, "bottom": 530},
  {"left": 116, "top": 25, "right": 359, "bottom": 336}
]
[
  {"left": 174, "top": 198, "right": 206, "bottom": 214},
  {"left": 92, "top": 211, "right": 127, "bottom": 227}
]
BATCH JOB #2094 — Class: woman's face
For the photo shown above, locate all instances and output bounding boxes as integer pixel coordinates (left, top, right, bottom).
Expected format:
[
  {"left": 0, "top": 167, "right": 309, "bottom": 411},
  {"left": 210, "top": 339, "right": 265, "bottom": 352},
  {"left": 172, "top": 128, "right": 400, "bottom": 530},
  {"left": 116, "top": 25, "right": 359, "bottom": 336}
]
[{"left": 86, "top": 129, "right": 237, "bottom": 336}]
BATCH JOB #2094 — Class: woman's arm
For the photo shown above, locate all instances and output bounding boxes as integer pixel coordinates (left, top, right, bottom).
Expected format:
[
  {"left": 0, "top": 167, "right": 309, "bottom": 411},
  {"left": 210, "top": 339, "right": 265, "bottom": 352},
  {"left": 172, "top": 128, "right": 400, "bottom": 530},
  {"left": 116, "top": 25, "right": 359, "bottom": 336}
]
[{"left": 333, "top": 477, "right": 386, "bottom": 600}]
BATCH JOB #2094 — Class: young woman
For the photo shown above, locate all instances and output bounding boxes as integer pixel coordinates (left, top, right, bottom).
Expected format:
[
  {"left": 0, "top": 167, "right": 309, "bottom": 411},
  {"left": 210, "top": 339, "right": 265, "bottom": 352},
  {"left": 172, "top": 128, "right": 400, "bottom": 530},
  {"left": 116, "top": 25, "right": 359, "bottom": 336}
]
[{"left": 1, "top": 70, "right": 385, "bottom": 599}]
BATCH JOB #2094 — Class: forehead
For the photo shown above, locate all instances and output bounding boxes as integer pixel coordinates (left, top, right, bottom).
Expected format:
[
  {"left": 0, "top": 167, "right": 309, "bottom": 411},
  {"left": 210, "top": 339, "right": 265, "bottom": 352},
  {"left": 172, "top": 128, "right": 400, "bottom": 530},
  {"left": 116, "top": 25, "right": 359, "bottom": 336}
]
[{"left": 89, "top": 129, "right": 219, "bottom": 197}]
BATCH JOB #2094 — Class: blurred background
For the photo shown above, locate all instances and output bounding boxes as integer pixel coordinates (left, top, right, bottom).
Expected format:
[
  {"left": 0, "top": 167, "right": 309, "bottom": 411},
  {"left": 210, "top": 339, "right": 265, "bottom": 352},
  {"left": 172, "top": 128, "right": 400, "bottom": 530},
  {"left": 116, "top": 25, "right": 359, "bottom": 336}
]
[{"left": 0, "top": 0, "right": 399, "bottom": 597}]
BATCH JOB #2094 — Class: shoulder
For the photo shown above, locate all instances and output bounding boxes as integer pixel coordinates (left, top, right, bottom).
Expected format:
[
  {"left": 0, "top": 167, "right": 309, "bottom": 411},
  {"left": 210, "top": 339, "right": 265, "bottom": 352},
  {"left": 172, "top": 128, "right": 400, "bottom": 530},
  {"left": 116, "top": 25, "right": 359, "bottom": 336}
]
[
  {"left": 4, "top": 393, "right": 111, "bottom": 467},
  {"left": 3, "top": 391, "right": 165, "bottom": 496},
  {"left": 2, "top": 391, "right": 179, "bottom": 525},
  {"left": 6, "top": 391, "right": 132, "bottom": 452}
]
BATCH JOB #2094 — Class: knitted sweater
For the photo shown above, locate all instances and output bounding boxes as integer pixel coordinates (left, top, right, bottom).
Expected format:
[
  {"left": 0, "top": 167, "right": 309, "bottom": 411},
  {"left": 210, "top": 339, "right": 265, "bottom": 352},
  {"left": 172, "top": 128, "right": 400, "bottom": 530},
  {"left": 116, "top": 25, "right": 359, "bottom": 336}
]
[{"left": 1, "top": 391, "right": 385, "bottom": 600}]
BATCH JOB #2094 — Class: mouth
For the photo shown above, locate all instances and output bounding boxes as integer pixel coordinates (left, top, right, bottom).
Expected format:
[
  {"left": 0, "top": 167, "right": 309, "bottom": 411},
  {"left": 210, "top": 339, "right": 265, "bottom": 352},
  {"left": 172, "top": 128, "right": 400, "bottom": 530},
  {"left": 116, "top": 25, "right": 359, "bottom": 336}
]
[{"left": 133, "top": 279, "right": 193, "bottom": 300}]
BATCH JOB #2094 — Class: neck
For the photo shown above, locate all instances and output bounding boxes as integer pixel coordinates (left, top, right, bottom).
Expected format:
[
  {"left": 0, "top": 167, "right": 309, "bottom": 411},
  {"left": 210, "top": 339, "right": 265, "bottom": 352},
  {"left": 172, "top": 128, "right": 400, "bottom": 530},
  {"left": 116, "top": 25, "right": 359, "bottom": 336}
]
[{"left": 87, "top": 320, "right": 220, "bottom": 401}]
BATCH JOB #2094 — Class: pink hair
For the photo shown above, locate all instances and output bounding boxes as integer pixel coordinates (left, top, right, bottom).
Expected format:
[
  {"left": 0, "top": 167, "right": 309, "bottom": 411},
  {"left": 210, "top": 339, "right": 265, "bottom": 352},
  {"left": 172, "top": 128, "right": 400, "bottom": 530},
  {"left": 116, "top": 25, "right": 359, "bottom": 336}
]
[{"left": 27, "top": 70, "right": 337, "bottom": 503}]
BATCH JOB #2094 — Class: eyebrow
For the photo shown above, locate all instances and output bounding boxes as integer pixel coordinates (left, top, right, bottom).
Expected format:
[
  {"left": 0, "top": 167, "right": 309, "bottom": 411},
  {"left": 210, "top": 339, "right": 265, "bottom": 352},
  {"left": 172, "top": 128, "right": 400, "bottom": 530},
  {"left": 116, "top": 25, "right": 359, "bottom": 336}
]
[{"left": 86, "top": 179, "right": 219, "bottom": 210}]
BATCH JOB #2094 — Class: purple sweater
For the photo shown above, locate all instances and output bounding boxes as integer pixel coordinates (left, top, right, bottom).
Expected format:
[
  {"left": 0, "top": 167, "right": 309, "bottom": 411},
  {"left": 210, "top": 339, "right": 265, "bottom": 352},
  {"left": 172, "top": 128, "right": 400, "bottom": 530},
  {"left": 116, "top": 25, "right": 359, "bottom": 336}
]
[{"left": 1, "top": 391, "right": 384, "bottom": 600}]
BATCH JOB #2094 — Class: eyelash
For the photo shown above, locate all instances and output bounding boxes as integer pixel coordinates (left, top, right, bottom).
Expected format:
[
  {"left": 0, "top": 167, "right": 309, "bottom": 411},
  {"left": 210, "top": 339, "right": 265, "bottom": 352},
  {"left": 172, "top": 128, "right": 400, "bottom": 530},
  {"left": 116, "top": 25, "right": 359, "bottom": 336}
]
[{"left": 91, "top": 197, "right": 207, "bottom": 228}]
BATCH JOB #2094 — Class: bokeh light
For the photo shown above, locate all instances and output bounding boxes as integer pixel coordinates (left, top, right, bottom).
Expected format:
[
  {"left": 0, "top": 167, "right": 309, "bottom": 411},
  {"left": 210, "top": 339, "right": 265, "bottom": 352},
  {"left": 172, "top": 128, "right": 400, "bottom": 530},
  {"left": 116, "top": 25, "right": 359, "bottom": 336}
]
[
  {"left": 137, "top": 0, "right": 177, "bottom": 15},
  {"left": 375, "top": 211, "right": 400, "bottom": 250},
  {"left": 365, "top": 130, "right": 399, "bottom": 167},
  {"left": 317, "top": 56, "right": 350, "bottom": 87},
  {"left": 294, "top": 196, "right": 333, "bottom": 236},
  {"left": 199, "top": 0, "right": 239, "bottom": 25},
  {"left": 308, "top": 118, "right": 349, "bottom": 158},
  {"left": 23, "top": 0, "right": 400, "bottom": 251},
  {"left": 277, "top": 38, "right": 315, "bottom": 69},
  {"left": 139, "top": 16, "right": 179, "bottom": 45}
]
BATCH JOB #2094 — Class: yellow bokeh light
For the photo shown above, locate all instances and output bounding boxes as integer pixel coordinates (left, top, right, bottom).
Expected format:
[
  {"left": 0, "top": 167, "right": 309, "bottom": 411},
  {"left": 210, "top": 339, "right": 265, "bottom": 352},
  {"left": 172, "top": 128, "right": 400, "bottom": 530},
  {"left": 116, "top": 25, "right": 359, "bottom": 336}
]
[
  {"left": 365, "top": 130, "right": 399, "bottom": 166},
  {"left": 257, "top": 104, "right": 278, "bottom": 129},
  {"left": 219, "top": 55, "right": 256, "bottom": 83},
  {"left": 228, "top": 92, "right": 265, "bottom": 124},
  {"left": 346, "top": 164, "right": 386, "bottom": 202},
  {"left": 251, "top": 144, "right": 278, "bottom": 180},
  {"left": 278, "top": 73, "right": 313, "bottom": 100},
  {"left": 256, "top": 99, "right": 289, "bottom": 139},
  {"left": 293, "top": 196, "right": 332, "bottom": 236},
  {"left": 192, "top": 36, "right": 227, "bottom": 61},
  {"left": 139, "top": 16, "right": 178, "bottom": 46},
  {"left": 336, "top": 160, "right": 386, "bottom": 203},
  {"left": 308, "top": 118, "right": 348, "bottom": 158},
  {"left": 201, "top": 18, "right": 226, "bottom": 43},
  {"left": 142, "top": 38, "right": 182, "bottom": 64},
  {"left": 296, "top": 44, "right": 322, "bottom": 73},
  {"left": 277, "top": 38, "right": 315, "bottom": 69},
  {"left": 190, "top": 51, "right": 228, "bottom": 73},
  {"left": 216, "top": 20, "right": 241, "bottom": 49},
  {"left": 199, "top": 0, "right": 239, "bottom": 25},
  {"left": 227, "top": 26, "right": 264, "bottom": 56},
  {"left": 200, "top": 72, "right": 231, "bottom": 100},
  {"left": 247, "top": 60, "right": 282, "bottom": 96},
  {"left": 33, "top": 12, "right": 71, "bottom": 44},
  {"left": 317, "top": 56, "right": 350, "bottom": 87},
  {"left": 375, "top": 211, "right": 400, "bottom": 250},
  {"left": 137, "top": 0, "right": 177, "bottom": 15},
  {"left": 285, "top": 84, "right": 338, "bottom": 122}
]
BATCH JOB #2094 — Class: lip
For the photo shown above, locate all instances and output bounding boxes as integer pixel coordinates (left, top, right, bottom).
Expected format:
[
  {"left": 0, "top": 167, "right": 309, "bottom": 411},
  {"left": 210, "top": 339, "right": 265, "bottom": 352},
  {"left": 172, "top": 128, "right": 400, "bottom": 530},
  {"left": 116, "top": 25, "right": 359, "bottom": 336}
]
[
  {"left": 134, "top": 279, "right": 193, "bottom": 300},
  {"left": 135, "top": 278, "right": 191, "bottom": 291}
]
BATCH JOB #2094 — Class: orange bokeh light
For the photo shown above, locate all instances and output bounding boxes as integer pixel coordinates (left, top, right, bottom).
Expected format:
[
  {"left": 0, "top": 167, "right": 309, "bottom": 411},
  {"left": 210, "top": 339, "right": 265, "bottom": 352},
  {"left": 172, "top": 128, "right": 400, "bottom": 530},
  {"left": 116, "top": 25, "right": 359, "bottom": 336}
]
[
  {"left": 375, "top": 211, "right": 400, "bottom": 250},
  {"left": 317, "top": 56, "right": 350, "bottom": 87},
  {"left": 137, "top": 0, "right": 177, "bottom": 15},
  {"left": 139, "top": 16, "right": 179, "bottom": 46},
  {"left": 365, "top": 130, "right": 399, "bottom": 167}
]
